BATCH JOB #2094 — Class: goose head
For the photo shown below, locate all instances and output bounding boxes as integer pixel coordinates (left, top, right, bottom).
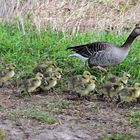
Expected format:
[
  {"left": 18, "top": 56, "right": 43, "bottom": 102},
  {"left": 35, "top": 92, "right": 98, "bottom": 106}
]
[
  {"left": 82, "top": 71, "right": 91, "bottom": 82},
  {"left": 35, "top": 72, "right": 44, "bottom": 80},
  {"left": 52, "top": 72, "right": 61, "bottom": 80},
  {"left": 51, "top": 74, "right": 59, "bottom": 81},
  {"left": 89, "top": 75, "right": 97, "bottom": 83},
  {"left": 83, "top": 71, "right": 91, "bottom": 77},
  {"left": 55, "top": 67, "right": 63, "bottom": 74},
  {"left": 6, "top": 64, "right": 16, "bottom": 70},
  {"left": 134, "top": 83, "right": 140, "bottom": 90},
  {"left": 122, "top": 72, "right": 131, "bottom": 84},
  {"left": 46, "top": 62, "right": 56, "bottom": 72},
  {"left": 118, "top": 79, "right": 126, "bottom": 85},
  {"left": 132, "top": 22, "right": 140, "bottom": 37},
  {"left": 123, "top": 72, "right": 131, "bottom": 78}
]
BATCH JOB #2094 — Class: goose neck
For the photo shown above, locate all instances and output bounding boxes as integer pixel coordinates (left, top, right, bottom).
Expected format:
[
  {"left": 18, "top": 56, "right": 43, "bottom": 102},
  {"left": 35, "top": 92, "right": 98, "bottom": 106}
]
[
  {"left": 122, "top": 30, "right": 137, "bottom": 48},
  {"left": 121, "top": 34, "right": 137, "bottom": 48}
]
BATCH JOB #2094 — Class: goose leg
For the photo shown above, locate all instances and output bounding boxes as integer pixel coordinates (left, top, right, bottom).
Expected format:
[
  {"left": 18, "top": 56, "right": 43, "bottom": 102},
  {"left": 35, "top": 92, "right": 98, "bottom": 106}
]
[{"left": 96, "top": 66, "right": 107, "bottom": 72}]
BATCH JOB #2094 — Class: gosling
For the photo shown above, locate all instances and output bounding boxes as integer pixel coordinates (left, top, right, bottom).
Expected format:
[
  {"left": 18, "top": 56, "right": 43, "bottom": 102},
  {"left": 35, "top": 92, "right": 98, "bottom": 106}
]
[
  {"left": 0, "top": 64, "right": 16, "bottom": 87},
  {"left": 20, "top": 72, "right": 44, "bottom": 96},
  {"left": 78, "top": 75, "right": 97, "bottom": 97},
  {"left": 117, "top": 83, "right": 140, "bottom": 103}
]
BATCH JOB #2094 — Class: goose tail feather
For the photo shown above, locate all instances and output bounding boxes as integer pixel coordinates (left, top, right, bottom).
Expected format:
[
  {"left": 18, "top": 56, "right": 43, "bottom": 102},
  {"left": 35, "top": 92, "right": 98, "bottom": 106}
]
[
  {"left": 67, "top": 44, "right": 88, "bottom": 51},
  {"left": 68, "top": 53, "right": 88, "bottom": 62}
]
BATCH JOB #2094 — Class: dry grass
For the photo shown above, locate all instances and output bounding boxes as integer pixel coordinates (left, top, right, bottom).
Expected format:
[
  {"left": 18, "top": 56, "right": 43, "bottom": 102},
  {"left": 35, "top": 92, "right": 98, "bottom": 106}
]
[{"left": 0, "top": 0, "right": 140, "bottom": 34}]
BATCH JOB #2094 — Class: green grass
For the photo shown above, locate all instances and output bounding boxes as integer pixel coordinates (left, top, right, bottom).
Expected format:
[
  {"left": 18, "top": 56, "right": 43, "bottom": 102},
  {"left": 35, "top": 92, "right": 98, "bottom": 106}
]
[
  {"left": 0, "top": 96, "right": 69, "bottom": 124},
  {"left": 0, "top": 128, "right": 5, "bottom": 140},
  {"left": 0, "top": 22, "right": 140, "bottom": 81},
  {"left": 45, "top": 97, "right": 70, "bottom": 113},
  {"left": 4, "top": 107, "right": 57, "bottom": 124},
  {"left": 129, "top": 111, "right": 140, "bottom": 127},
  {"left": 88, "top": 101, "right": 101, "bottom": 109},
  {"left": 98, "top": 132, "right": 134, "bottom": 140},
  {"left": 21, "top": 110, "right": 57, "bottom": 124}
]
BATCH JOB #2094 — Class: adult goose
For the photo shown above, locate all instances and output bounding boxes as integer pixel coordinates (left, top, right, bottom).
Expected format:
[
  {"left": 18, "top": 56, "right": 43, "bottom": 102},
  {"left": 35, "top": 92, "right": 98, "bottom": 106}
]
[{"left": 67, "top": 23, "right": 140, "bottom": 72}]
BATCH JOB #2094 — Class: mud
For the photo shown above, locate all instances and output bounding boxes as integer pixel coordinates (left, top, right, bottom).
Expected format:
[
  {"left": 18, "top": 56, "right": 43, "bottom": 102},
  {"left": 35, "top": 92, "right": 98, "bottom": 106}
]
[{"left": 0, "top": 87, "right": 140, "bottom": 140}]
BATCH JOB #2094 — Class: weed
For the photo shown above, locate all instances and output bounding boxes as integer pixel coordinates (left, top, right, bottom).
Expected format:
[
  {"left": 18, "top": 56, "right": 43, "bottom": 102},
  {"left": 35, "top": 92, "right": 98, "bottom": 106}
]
[
  {"left": 0, "top": 128, "right": 5, "bottom": 140},
  {"left": 0, "top": 107, "right": 5, "bottom": 113},
  {"left": 88, "top": 102, "right": 101, "bottom": 109},
  {"left": 7, "top": 112, "right": 17, "bottom": 121},
  {"left": 46, "top": 97, "right": 70, "bottom": 113},
  {"left": 129, "top": 111, "right": 140, "bottom": 127},
  {"left": 98, "top": 132, "right": 134, "bottom": 140},
  {"left": 22, "top": 110, "right": 57, "bottom": 124},
  {"left": 2, "top": 105, "right": 57, "bottom": 124}
]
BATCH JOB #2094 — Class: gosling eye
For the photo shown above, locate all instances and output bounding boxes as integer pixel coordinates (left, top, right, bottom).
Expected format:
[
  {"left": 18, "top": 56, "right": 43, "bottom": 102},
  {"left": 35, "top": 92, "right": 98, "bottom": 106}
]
[{"left": 120, "top": 81, "right": 125, "bottom": 84}]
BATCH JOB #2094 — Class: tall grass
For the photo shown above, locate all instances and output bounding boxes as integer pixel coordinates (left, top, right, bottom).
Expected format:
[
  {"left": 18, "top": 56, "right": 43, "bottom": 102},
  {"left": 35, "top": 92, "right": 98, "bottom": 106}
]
[{"left": 0, "top": 0, "right": 140, "bottom": 33}]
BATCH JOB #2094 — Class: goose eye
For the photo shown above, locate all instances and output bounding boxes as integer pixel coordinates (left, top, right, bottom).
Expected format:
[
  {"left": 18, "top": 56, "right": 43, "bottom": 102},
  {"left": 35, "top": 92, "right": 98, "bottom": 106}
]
[
  {"left": 92, "top": 77, "right": 96, "bottom": 81},
  {"left": 86, "top": 73, "right": 90, "bottom": 75},
  {"left": 136, "top": 23, "right": 140, "bottom": 27},
  {"left": 126, "top": 75, "right": 130, "bottom": 78}
]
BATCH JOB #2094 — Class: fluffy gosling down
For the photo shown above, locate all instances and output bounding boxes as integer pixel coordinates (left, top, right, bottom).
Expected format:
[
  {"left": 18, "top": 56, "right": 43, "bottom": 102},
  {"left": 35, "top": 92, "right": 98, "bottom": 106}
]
[
  {"left": 40, "top": 72, "right": 61, "bottom": 91},
  {"left": 99, "top": 78, "right": 126, "bottom": 99},
  {"left": 71, "top": 71, "right": 91, "bottom": 90},
  {"left": 108, "top": 72, "right": 131, "bottom": 84},
  {"left": 33, "top": 61, "right": 56, "bottom": 75},
  {"left": 20, "top": 72, "right": 44, "bottom": 96},
  {"left": 43, "top": 67, "right": 62, "bottom": 79},
  {"left": 78, "top": 75, "right": 97, "bottom": 97},
  {"left": 0, "top": 64, "right": 16, "bottom": 87},
  {"left": 117, "top": 83, "right": 140, "bottom": 103}
]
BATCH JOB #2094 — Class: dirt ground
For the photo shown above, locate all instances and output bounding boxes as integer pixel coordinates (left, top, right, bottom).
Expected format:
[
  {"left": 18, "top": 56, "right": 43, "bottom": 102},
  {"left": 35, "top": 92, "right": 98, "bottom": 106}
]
[{"left": 0, "top": 85, "right": 140, "bottom": 140}]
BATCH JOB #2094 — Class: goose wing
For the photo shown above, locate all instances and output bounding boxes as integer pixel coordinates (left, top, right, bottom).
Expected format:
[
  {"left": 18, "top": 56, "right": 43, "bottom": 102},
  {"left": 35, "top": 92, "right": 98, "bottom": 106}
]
[{"left": 67, "top": 42, "right": 112, "bottom": 58}]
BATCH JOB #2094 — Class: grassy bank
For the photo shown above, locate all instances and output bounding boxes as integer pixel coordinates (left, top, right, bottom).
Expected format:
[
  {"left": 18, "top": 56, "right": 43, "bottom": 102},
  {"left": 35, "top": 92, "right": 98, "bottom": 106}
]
[{"left": 0, "top": 22, "right": 140, "bottom": 81}]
